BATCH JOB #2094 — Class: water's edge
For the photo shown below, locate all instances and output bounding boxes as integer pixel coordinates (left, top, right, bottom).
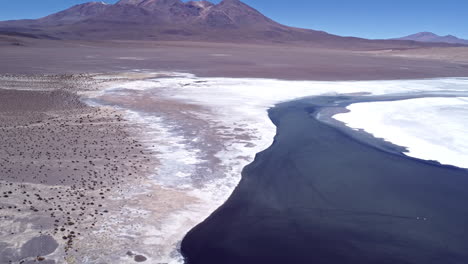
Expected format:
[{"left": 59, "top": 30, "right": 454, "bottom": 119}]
[{"left": 181, "top": 94, "right": 468, "bottom": 264}]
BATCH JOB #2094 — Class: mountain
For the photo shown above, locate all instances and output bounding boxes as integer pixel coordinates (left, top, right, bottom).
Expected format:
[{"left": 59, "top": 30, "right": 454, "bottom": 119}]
[
  {"left": 0, "top": 0, "right": 460, "bottom": 48},
  {"left": 396, "top": 32, "right": 468, "bottom": 45},
  {"left": 0, "top": 0, "right": 319, "bottom": 41}
]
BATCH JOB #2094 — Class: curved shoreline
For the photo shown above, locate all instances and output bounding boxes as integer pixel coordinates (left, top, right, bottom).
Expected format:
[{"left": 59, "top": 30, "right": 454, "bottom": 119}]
[
  {"left": 89, "top": 75, "right": 468, "bottom": 264},
  {"left": 314, "top": 94, "right": 468, "bottom": 171},
  {"left": 82, "top": 74, "right": 468, "bottom": 263},
  {"left": 181, "top": 94, "right": 468, "bottom": 264}
]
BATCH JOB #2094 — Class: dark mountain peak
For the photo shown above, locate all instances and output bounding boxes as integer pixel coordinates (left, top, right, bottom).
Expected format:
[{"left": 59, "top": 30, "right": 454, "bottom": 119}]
[
  {"left": 82, "top": 1, "right": 108, "bottom": 6},
  {"left": 217, "top": 0, "right": 257, "bottom": 10},
  {"left": 415, "top": 32, "right": 439, "bottom": 37},
  {"left": 117, "top": 0, "right": 182, "bottom": 7},
  {"left": 206, "top": 0, "right": 277, "bottom": 29},
  {"left": 219, "top": 0, "right": 242, "bottom": 4},
  {"left": 116, "top": 0, "right": 145, "bottom": 5},
  {"left": 186, "top": 1, "right": 214, "bottom": 9},
  {"left": 117, "top": 0, "right": 191, "bottom": 19},
  {"left": 38, "top": 1, "right": 109, "bottom": 25}
]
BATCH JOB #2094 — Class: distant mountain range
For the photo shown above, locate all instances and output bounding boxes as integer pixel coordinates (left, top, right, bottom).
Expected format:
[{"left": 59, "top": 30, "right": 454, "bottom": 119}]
[
  {"left": 0, "top": 0, "right": 465, "bottom": 49},
  {"left": 395, "top": 32, "right": 468, "bottom": 45}
]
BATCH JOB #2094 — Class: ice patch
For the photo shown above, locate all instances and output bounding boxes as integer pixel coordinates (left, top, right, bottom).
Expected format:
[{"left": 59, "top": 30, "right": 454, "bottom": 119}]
[{"left": 334, "top": 97, "right": 468, "bottom": 168}]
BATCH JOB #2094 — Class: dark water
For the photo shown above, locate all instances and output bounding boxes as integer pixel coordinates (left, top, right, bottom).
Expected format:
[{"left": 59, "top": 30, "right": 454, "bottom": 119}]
[{"left": 181, "top": 95, "right": 468, "bottom": 264}]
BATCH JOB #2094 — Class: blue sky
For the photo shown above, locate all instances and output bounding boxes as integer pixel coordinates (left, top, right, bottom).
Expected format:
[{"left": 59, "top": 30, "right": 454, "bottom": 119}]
[{"left": 1, "top": 0, "right": 467, "bottom": 39}]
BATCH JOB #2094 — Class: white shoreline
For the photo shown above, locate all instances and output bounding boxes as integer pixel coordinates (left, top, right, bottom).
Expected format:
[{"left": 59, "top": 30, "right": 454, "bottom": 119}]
[
  {"left": 334, "top": 97, "right": 468, "bottom": 169},
  {"left": 89, "top": 73, "right": 468, "bottom": 263}
]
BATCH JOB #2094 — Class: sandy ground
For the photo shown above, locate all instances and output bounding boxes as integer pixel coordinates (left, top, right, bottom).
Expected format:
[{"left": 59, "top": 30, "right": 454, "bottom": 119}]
[
  {"left": 0, "top": 72, "right": 264, "bottom": 264},
  {"left": 0, "top": 74, "right": 169, "bottom": 263},
  {"left": 1, "top": 40, "right": 468, "bottom": 80},
  {"left": 365, "top": 47, "right": 468, "bottom": 65}
]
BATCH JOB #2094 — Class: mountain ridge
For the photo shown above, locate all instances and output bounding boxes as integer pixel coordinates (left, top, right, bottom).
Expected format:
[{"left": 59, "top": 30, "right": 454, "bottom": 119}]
[
  {"left": 396, "top": 32, "right": 468, "bottom": 45},
  {"left": 0, "top": 1, "right": 464, "bottom": 49}
]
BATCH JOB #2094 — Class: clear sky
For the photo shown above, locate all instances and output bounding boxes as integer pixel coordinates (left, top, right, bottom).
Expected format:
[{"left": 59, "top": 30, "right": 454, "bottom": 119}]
[{"left": 1, "top": 0, "right": 467, "bottom": 39}]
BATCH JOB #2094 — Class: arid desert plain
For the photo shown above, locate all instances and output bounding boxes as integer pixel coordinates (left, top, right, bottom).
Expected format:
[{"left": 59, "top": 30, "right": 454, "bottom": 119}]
[{"left": 1, "top": 0, "right": 468, "bottom": 263}]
